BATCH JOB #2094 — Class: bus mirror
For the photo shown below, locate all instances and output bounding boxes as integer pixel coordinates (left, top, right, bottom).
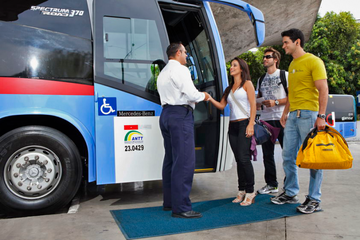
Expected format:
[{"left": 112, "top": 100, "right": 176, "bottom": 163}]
[
  {"left": 186, "top": 55, "right": 198, "bottom": 82},
  {"left": 187, "top": 54, "right": 195, "bottom": 66},
  {"left": 145, "top": 59, "right": 166, "bottom": 94},
  {"left": 326, "top": 112, "right": 336, "bottom": 127},
  {"left": 151, "top": 59, "right": 166, "bottom": 72},
  {"left": 205, "top": 0, "right": 265, "bottom": 47}
]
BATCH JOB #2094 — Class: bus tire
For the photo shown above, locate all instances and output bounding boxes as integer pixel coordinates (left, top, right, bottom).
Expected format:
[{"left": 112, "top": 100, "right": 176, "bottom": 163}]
[{"left": 0, "top": 126, "right": 83, "bottom": 215}]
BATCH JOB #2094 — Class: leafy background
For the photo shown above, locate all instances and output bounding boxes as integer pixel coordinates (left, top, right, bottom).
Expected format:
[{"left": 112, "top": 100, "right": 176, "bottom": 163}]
[{"left": 232, "top": 11, "right": 360, "bottom": 117}]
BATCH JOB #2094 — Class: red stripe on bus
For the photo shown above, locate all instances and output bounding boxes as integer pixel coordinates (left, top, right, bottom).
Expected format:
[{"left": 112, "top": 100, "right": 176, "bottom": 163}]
[
  {"left": 124, "top": 125, "right": 139, "bottom": 130},
  {"left": 0, "top": 77, "right": 94, "bottom": 95}
]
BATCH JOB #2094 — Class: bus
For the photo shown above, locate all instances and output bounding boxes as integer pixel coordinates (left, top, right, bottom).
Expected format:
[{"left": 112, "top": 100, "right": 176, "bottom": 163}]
[
  {"left": 0, "top": 0, "right": 265, "bottom": 214},
  {"left": 325, "top": 94, "right": 357, "bottom": 138}
]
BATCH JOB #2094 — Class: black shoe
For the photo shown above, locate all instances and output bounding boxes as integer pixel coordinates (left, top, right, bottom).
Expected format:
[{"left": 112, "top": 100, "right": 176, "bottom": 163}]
[
  {"left": 163, "top": 207, "right": 172, "bottom": 211},
  {"left": 172, "top": 210, "right": 202, "bottom": 218}
]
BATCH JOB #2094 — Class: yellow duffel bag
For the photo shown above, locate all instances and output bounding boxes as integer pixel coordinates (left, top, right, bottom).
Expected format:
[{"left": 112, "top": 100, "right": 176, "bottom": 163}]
[{"left": 296, "top": 125, "right": 353, "bottom": 169}]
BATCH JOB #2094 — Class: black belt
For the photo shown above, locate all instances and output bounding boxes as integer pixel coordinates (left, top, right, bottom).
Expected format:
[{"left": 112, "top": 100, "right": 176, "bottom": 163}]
[{"left": 163, "top": 104, "right": 193, "bottom": 112}]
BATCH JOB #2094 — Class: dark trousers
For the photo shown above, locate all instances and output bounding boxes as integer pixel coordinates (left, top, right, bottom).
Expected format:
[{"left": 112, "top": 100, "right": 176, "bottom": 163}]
[
  {"left": 228, "top": 119, "right": 254, "bottom": 193},
  {"left": 160, "top": 105, "right": 195, "bottom": 214},
  {"left": 261, "top": 120, "right": 284, "bottom": 187}
]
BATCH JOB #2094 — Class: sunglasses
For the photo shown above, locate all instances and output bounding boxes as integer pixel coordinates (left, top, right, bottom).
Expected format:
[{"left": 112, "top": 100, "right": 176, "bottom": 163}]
[{"left": 263, "top": 55, "right": 274, "bottom": 59}]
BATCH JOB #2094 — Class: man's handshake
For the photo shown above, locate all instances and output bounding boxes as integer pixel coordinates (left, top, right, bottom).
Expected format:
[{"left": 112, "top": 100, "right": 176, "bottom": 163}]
[{"left": 203, "top": 92, "right": 211, "bottom": 101}]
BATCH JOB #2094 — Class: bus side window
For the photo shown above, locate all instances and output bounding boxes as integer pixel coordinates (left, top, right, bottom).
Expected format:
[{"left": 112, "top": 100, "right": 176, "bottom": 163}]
[{"left": 102, "top": 16, "right": 165, "bottom": 97}]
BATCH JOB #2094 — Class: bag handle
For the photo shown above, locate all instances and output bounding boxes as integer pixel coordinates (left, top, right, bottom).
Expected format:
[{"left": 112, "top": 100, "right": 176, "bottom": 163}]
[
  {"left": 229, "top": 90, "right": 250, "bottom": 118},
  {"left": 301, "top": 127, "right": 318, "bottom": 151},
  {"left": 301, "top": 125, "right": 348, "bottom": 151},
  {"left": 325, "top": 125, "right": 348, "bottom": 147}
]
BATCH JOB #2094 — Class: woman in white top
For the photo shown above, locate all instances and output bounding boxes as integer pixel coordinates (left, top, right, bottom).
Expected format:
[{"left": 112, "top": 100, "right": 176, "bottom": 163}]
[{"left": 208, "top": 57, "right": 257, "bottom": 206}]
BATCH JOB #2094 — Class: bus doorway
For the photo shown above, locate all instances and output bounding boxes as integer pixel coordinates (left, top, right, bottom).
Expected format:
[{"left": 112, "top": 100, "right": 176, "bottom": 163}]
[{"left": 160, "top": 3, "right": 222, "bottom": 172}]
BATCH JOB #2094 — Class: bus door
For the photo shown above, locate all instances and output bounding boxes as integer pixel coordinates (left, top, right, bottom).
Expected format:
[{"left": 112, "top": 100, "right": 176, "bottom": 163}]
[
  {"left": 93, "top": 0, "right": 169, "bottom": 184},
  {"left": 159, "top": 2, "right": 225, "bottom": 173},
  {"left": 325, "top": 94, "right": 357, "bottom": 138}
]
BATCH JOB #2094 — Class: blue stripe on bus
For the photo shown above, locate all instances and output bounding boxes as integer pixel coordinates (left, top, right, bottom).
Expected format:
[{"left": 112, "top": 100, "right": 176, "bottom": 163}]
[{"left": 0, "top": 93, "right": 97, "bottom": 182}]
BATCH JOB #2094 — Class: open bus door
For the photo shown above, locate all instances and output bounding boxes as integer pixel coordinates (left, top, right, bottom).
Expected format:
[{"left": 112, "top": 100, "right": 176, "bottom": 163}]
[{"left": 93, "top": 0, "right": 264, "bottom": 184}]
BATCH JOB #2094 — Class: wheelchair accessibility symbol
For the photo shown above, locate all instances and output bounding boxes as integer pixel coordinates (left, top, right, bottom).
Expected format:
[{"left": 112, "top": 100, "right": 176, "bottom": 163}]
[{"left": 98, "top": 97, "right": 117, "bottom": 116}]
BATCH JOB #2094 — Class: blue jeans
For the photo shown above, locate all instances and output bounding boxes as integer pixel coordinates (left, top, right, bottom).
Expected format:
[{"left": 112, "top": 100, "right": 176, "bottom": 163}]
[{"left": 282, "top": 110, "right": 323, "bottom": 202}]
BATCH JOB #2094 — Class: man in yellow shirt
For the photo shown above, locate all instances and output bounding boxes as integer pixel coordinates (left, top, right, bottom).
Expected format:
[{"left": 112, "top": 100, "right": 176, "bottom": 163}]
[{"left": 270, "top": 29, "right": 328, "bottom": 214}]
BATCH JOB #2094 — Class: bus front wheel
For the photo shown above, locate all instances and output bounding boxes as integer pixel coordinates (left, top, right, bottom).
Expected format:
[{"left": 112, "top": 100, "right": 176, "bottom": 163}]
[{"left": 0, "top": 126, "right": 82, "bottom": 215}]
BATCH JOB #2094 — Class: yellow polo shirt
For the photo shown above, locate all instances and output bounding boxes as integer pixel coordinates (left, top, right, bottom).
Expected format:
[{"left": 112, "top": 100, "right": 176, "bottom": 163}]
[{"left": 288, "top": 53, "right": 327, "bottom": 112}]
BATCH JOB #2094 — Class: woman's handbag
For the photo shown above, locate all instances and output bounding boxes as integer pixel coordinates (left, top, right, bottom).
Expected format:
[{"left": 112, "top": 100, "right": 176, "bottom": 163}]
[
  {"left": 296, "top": 126, "right": 353, "bottom": 169},
  {"left": 253, "top": 119, "right": 272, "bottom": 144},
  {"left": 229, "top": 91, "right": 271, "bottom": 144}
]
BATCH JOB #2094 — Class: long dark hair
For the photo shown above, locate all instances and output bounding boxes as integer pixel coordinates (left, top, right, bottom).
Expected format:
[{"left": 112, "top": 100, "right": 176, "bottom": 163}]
[{"left": 223, "top": 57, "right": 251, "bottom": 99}]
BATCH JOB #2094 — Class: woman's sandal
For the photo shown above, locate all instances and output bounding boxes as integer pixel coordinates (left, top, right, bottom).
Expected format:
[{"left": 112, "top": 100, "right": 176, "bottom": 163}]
[
  {"left": 232, "top": 191, "right": 246, "bottom": 203},
  {"left": 240, "top": 192, "right": 256, "bottom": 206}
]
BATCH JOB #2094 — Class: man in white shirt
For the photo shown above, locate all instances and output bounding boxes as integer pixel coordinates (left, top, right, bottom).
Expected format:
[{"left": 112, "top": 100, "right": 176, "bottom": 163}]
[
  {"left": 157, "top": 43, "right": 209, "bottom": 219},
  {"left": 256, "top": 48, "right": 288, "bottom": 195}
]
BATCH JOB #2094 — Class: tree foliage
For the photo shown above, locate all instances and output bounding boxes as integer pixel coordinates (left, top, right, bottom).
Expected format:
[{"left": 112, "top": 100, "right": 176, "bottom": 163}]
[
  {"left": 235, "top": 46, "right": 293, "bottom": 89},
  {"left": 305, "top": 11, "right": 360, "bottom": 95},
  {"left": 233, "top": 11, "right": 360, "bottom": 97},
  {"left": 235, "top": 48, "right": 265, "bottom": 86}
]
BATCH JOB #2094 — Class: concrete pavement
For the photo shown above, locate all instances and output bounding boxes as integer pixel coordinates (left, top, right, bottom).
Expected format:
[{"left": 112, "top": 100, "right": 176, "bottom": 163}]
[{"left": 0, "top": 141, "right": 359, "bottom": 240}]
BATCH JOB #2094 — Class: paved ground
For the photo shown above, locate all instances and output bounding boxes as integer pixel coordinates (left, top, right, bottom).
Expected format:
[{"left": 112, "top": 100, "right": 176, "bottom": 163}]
[{"left": 0, "top": 130, "right": 359, "bottom": 240}]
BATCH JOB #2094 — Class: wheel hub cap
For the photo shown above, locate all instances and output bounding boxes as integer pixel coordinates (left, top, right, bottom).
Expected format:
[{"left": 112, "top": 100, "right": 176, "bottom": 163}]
[{"left": 5, "top": 146, "right": 62, "bottom": 200}]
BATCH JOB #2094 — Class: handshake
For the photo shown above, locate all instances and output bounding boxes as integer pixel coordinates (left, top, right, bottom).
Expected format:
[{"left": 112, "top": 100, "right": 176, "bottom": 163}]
[
  {"left": 203, "top": 92, "right": 212, "bottom": 101},
  {"left": 202, "top": 91, "right": 223, "bottom": 110}
]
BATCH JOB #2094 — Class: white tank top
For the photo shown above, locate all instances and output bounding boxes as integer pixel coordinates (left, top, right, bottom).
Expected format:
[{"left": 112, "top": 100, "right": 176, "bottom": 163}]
[{"left": 227, "top": 87, "right": 250, "bottom": 121}]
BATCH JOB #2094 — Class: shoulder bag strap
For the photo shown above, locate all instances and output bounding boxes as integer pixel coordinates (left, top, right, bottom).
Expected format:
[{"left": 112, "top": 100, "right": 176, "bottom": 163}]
[
  {"left": 280, "top": 70, "right": 289, "bottom": 96},
  {"left": 257, "top": 73, "right": 266, "bottom": 98},
  {"left": 229, "top": 90, "right": 250, "bottom": 118}
]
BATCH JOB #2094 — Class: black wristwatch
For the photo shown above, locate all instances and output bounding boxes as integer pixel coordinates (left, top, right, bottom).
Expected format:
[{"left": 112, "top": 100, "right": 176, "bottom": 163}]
[
  {"left": 317, "top": 114, "right": 326, "bottom": 119},
  {"left": 274, "top": 99, "right": 279, "bottom": 106}
]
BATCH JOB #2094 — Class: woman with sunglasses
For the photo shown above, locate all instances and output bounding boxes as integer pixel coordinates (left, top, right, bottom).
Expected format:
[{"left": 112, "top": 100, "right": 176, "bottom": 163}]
[{"left": 208, "top": 57, "right": 257, "bottom": 206}]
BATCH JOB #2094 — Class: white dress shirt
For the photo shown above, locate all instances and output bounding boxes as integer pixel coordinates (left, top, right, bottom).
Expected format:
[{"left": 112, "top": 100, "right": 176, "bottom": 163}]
[{"left": 157, "top": 60, "right": 205, "bottom": 109}]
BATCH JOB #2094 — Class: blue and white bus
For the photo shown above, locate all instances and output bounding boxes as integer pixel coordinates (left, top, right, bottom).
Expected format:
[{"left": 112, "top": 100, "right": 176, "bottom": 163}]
[
  {"left": 0, "top": 0, "right": 265, "bottom": 214},
  {"left": 325, "top": 94, "right": 357, "bottom": 138}
]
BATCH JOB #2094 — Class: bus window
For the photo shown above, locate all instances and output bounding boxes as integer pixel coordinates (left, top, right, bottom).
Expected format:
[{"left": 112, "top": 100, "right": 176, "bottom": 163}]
[
  {"left": 0, "top": 0, "right": 91, "bottom": 40},
  {"left": 0, "top": 17, "right": 92, "bottom": 84},
  {"left": 325, "top": 94, "right": 357, "bottom": 138},
  {"left": 102, "top": 17, "right": 165, "bottom": 96},
  {"left": 94, "top": 0, "right": 169, "bottom": 103},
  {"left": 187, "top": 30, "right": 215, "bottom": 85}
]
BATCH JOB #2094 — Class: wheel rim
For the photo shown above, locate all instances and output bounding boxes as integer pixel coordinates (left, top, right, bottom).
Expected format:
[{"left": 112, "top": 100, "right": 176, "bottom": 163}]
[{"left": 4, "top": 145, "right": 63, "bottom": 200}]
